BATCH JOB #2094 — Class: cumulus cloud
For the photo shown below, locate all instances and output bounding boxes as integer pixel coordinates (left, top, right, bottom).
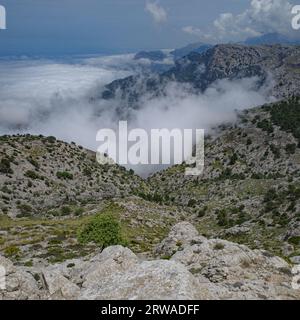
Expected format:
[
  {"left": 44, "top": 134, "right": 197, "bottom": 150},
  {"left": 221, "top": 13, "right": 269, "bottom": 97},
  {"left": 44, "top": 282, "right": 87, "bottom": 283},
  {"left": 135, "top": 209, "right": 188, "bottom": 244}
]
[
  {"left": 145, "top": 1, "right": 167, "bottom": 24},
  {"left": 183, "top": 0, "right": 296, "bottom": 42}
]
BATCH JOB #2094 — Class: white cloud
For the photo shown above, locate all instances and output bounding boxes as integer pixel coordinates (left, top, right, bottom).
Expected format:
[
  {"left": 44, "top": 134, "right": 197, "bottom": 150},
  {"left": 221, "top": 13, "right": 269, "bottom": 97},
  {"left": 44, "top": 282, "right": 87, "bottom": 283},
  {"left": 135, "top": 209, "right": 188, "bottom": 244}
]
[
  {"left": 183, "top": 0, "right": 295, "bottom": 42},
  {"left": 0, "top": 55, "right": 274, "bottom": 176},
  {"left": 182, "top": 26, "right": 203, "bottom": 38},
  {"left": 145, "top": 1, "right": 167, "bottom": 24}
]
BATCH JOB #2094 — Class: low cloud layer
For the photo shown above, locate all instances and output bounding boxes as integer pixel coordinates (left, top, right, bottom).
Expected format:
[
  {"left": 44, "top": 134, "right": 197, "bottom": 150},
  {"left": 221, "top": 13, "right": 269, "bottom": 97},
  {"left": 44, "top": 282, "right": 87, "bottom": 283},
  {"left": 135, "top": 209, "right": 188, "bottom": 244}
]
[
  {"left": 183, "top": 0, "right": 296, "bottom": 42},
  {"left": 0, "top": 54, "right": 274, "bottom": 175}
]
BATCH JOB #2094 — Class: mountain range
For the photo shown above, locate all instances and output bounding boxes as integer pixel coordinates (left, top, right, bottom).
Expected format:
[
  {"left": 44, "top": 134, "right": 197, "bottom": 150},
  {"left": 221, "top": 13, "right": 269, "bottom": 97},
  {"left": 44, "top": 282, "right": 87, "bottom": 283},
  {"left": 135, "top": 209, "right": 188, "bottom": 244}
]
[
  {"left": 102, "top": 44, "right": 300, "bottom": 106},
  {"left": 133, "top": 33, "right": 300, "bottom": 65},
  {"left": 1, "top": 41, "right": 300, "bottom": 300}
]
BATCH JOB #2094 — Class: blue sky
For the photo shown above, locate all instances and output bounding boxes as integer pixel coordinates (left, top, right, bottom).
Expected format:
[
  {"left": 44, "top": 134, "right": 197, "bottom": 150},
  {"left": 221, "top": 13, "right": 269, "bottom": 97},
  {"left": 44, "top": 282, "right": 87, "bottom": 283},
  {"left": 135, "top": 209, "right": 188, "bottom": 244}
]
[{"left": 0, "top": 0, "right": 298, "bottom": 56}]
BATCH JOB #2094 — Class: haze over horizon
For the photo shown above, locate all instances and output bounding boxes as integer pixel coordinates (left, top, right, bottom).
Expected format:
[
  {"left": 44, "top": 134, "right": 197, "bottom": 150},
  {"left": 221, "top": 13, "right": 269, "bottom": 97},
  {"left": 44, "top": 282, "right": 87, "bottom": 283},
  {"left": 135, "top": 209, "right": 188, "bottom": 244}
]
[{"left": 0, "top": 0, "right": 299, "bottom": 56}]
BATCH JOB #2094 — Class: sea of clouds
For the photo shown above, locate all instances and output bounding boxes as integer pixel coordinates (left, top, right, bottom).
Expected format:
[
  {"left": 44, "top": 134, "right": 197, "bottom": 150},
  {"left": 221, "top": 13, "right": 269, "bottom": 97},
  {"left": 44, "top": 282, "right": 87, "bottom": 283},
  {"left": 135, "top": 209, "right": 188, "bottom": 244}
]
[{"left": 0, "top": 53, "right": 274, "bottom": 175}]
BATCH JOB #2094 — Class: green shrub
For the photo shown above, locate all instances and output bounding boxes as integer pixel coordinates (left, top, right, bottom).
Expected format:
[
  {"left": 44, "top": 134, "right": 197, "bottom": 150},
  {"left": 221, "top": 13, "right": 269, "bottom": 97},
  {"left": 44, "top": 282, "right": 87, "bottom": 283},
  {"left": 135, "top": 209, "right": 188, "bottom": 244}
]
[
  {"left": 288, "top": 236, "right": 300, "bottom": 246},
  {"left": 216, "top": 209, "right": 228, "bottom": 226},
  {"left": 45, "top": 136, "right": 56, "bottom": 144},
  {"left": 24, "top": 260, "right": 33, "bottom": 267},
  {"left": 0, "top": 158, "right": 13, "bottom": 174},
  {"left": 214, "top": 243, "right": 225, "bottom": 250},
  {"left": 269, "top": 97, "right": 300, "bottom": 144},
  {"left": 74, "top": 208, "right": 84, "bottom": 216},
  {"left": 270, "top": 144, "right": 280, "bottom": 159},
  {"left": 220, "top": 168, "right": 232, "bottom": 179},
  {"left": 285, "top": 143, "right": 297, "bottom": 155},
  {"left": 27, "top": 157, "right": 39, "bottom": 169},
  {"left": 4, "top": 245, "right": 20, "bottom": 257},
  {"left": 229, "top": 153, "right": 238, "bottom": 165},
  {"left": 78, "top": 213, "right": 125, "bottom": 248},
  {"left": 83, "top": 167, "right": 92, "bottom": 177},
  {"left": 25, "top": 170, "right": 40, "bottom": 180},
  {"left": 246, "top": 138, "right": 252, "bottom": 146},
  {"left": 56, "top": 171, "right": 74, "bottom": 180},
  {"left": 17, "top": 204, "right": 33, "bottom": 217},
  {"left": 257, "top": 119, "right": 274, "bottom": 134},
  {"left": 60, "top": 206, "right": 72, "bottom": 216},
  {"left": 67, "top": 263, "right": 75, "bottom": 268},
  {"left": 188, "top": 199, "right": 197, "bottom": 207},
  {"left": 198, "top": 206, "right": 207, "bottom": 218},
  {"left": 0, "top": 236, "right": 5, "bottom": 245}
]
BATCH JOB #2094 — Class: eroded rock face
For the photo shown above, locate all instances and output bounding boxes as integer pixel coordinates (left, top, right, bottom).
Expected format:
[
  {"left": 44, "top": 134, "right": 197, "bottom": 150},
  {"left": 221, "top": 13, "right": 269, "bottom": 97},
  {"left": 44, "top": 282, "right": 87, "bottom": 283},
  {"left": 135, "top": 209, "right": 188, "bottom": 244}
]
[{"left": 1, "top": 223, "right": 300, "bottom": 300}]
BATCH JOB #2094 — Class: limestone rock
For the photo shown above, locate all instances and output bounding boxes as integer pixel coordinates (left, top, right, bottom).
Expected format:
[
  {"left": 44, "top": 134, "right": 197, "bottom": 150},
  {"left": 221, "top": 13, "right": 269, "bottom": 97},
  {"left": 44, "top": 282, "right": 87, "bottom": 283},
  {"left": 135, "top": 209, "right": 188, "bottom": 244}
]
[
  {"left": 82, "top": 246, "right": 139, "bottom": 287},
  {"left": 42, "top": 269, "right": 80, "bottom": 300},
  {"left": 155, "top": 222, "right": 206, "bottom": 257},
  {"left": 80, "top": 259, "right": 212, "bottom": 300},
  {"left": 1, "top": 224, "right": 300, "bottom": 300}
]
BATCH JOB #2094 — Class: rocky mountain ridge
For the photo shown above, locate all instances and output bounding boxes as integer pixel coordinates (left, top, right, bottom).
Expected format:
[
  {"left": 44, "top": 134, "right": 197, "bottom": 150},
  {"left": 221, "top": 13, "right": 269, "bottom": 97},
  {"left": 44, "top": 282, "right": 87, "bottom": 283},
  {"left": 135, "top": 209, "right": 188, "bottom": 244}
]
[{"left": 102, "top": 44, "right": 300, "bottom": 104}]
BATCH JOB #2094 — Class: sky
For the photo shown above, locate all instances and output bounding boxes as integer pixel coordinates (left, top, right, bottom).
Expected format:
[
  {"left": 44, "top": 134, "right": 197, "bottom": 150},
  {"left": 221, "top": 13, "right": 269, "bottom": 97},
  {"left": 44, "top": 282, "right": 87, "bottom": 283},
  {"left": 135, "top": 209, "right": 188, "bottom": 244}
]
[{"left": 0, "top": 0, "right": 299, "bottom": 56}]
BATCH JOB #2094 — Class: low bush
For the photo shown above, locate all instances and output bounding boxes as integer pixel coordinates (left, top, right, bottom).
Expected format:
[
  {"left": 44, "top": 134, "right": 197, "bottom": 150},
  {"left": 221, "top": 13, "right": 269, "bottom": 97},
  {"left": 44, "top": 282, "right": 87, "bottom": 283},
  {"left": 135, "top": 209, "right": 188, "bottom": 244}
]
[
  {"left": 78, "top": 213, "right": 125, "bottom": 248},
  {"left": 56, "top": 171, "right": 74, "bottom": 180},
  {"left": 0, "top": 158, "right": 13, "bottom": 174},
  {"left": 4, "top": 245, "right": 20, "bottom": 257},
  {"left": 25, "top": 170, "right": 40, "bottom": 180}
]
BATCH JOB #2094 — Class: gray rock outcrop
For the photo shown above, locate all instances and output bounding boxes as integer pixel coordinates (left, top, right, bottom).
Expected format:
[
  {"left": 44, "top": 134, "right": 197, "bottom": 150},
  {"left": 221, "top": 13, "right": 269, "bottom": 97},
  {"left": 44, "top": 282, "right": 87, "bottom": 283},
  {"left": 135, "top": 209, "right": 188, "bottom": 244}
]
[{"left": 1, "top": 223, "right": 300, "bottom": 300}]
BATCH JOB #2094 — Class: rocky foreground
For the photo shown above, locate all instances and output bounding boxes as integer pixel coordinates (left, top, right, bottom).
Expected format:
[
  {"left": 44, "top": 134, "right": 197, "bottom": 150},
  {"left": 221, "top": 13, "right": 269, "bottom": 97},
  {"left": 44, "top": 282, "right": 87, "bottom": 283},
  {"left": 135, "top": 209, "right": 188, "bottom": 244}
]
[{"left": 1, "top": 222, "right": 299, "bottom": 300}]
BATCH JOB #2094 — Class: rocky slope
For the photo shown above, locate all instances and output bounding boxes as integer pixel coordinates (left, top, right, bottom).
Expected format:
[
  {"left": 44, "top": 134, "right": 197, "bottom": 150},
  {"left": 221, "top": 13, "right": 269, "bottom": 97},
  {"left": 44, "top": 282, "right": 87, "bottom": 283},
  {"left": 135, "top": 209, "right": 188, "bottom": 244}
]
[
  {"left": 148, "top": 97, "right": 300, "bottom": 261},
  {"left": 1, "top": 98, "right": 300, "bottom": 299},
  {"left": 0, "top": 195, "right": 192, "bottom": 266},
  {"left": 0, "top": 135, "right": 147, "bottom": 218},
  {"left": 1, "top": 223, "right": 299, "bottom": 300},
  {"left": 1, "top": 99, "right": 300, "bottom": 262},
  {"left": 102, "top": 44, "right": 300, "bottom": 104}
]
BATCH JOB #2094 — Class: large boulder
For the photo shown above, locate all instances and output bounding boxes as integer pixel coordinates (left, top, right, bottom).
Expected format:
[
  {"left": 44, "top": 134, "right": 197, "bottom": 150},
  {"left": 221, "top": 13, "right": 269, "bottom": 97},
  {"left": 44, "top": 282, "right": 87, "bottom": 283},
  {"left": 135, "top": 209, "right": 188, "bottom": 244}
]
[
  {"left": 80, "top": 259, "right": 212, "bottom": 300},
  {"left": 81, "top": 246, "right": 139, "bottom": 287}
]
